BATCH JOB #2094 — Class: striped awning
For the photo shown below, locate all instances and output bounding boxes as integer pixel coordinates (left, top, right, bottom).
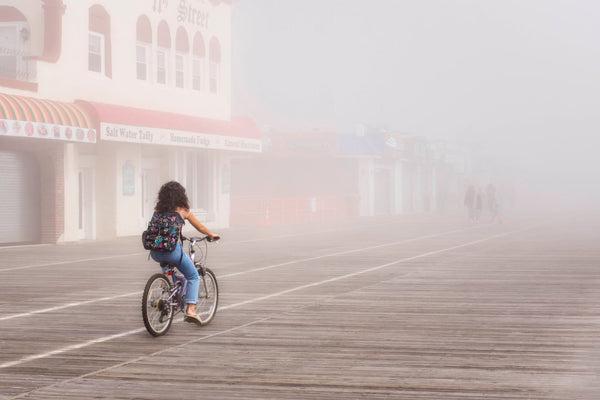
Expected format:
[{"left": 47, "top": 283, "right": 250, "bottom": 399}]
[{"left": 0, "top": 93, "right": 96, "bottom": 143}]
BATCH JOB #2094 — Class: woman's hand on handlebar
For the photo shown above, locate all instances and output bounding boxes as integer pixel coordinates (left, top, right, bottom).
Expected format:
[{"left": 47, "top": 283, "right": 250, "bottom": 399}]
[{"left": 207, "top": 234, "right": 221, "bottom": 242}]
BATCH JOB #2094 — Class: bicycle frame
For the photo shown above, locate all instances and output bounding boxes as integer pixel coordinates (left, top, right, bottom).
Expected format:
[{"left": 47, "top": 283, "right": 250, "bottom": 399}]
[
  {"left": 186, "top": 236, "right": 212, "bottom": 296},
  {"left": 167, "top": 270, "right": 187, "bottom": 312},
  {"left": 160, "top": 236, "right": 210, "bottom": 312}
]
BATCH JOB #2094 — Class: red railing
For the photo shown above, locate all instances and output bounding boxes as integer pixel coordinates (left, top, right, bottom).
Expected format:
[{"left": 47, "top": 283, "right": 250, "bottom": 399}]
[{"left": 230, "top": 195, "right": 358, "bottom": 227}]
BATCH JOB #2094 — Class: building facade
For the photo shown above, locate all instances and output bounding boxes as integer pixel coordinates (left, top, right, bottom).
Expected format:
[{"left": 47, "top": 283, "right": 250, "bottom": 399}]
[
  {"left": 230, "top": 130, "right": 357, "bottom": 227},
  {"left": 339, "top": 130, "right": 470, "bottom": 217},
  {"left": 230, "top": 129, "right": 471, "bottom": 228},
  {"left": 0, "top": 0, "right": 261, "bottom": 245}
]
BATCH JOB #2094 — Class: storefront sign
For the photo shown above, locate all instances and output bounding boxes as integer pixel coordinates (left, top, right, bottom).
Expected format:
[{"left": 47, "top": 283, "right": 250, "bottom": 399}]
[
  {"left": 0, "top": 119, "right": 97, "bottom": 143},
  {"left": 100, "top": 122, "right": 261, "bottom": 153},
  {"left": 269, "top": 131, "right": 337, "bottom": 156}
]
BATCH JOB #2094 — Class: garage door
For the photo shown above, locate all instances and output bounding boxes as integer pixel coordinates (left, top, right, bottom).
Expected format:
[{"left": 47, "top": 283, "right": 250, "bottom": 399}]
[{"left": 0, "top": 150, "right": 40, "bottom": 244}]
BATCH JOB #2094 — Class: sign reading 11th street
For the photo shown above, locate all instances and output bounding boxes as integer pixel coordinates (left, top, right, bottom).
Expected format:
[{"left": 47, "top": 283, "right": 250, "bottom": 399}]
[{"left": 153, "top": 0, "right": 209, "bottom": 29}]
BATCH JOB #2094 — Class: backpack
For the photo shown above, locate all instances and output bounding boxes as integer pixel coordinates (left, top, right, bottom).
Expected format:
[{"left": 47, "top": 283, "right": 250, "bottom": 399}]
[{"left": 142, "top": 212, "right": 184, "bottom": 252}]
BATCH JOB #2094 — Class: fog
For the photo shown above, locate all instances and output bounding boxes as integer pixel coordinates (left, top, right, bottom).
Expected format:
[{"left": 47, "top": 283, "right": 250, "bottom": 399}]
[
  {"left": 1, "top": 0, "right": 599, "bottom": 246},
  {"left": 232, "top": 0, "right": 600, "bottom": 213}
]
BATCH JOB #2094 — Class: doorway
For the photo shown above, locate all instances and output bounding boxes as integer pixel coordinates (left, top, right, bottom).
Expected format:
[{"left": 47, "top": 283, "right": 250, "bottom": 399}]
[
  {"left": 78, "top": 156, "right": 96, "bottom": 239},
  {"left": 374, "top": 168, "right": 392, "bottom": 215},
  {"left": 141, "top": 158, "right": 161, "bottom": 224},
  {"left": 0, "top": 150, "right": 40, "bottom": 244}
]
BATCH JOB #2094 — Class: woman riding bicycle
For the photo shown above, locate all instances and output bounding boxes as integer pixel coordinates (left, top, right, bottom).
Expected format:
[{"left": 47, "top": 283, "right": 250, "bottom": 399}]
[{"left": 149, "top": 181, "right": 220, "bottom": 325}]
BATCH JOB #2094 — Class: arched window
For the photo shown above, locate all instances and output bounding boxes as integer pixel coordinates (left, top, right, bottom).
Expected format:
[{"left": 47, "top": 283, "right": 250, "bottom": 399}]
[
  {"left": 0, "top": 6, "right": 26, "bottom": 22},
  {"left": 89, "top": 5, "right": 111, "bottom": 77},
  {"left": 0, "top": 6, "right": 28, "bottom": 80},
  {"left": 208, "top": 37, "right": 221, "bottom": 94},
  {"left": 156, "top": 21, "right": 171, "bottom": 84},
  {"left": 175, "top": 27, "right": 189, "bottom": 88},
  {"left": 191, "top": 32, "right": 205, "bottom": 91},
  {"left": 136, "top": 15, "right": 152, "bottom": 81}
]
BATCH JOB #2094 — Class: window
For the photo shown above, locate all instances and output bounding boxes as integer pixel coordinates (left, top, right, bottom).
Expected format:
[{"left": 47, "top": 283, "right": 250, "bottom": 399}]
[
  {"left": 156, "top": 21, "right": 171, "bottom": 85},
  {"left": 174, "top": 27, "right": 189, "bottom": 89},
  {"left": 0, "top": 25, "right": 19, "bottom": 79},
  {"left": 184, "top": 152, "right": 212, "bottom": 213},
  {"left": 136, "top": 43, "right": 149, "bottom": 80},
  {"left": 88, "top": 32, "right": 104, "bottom": 73},
  {"left": 210, "top": 61, "right": 220, "bottom": 93},
  {"left": 192, "top": 32, "right": 205, "bottom": 91},
  {"left": 156, "top": 48, "right": 167, "bottom": 84},
  {"left": 192, "top": 58, "right": 202, "bottom": 91},
  {"left": 174, "top": 151, "right": 214, "bottom": 221},
  {"left": 175, "top": 53, "right": 185, "bottom": 88},
  {"left": 209, "top": 61, "right": 219, "bottom": 93},
  {"left": 136, "top": 15, "right": 152, "bottom": 81},
  {"left": 89, "top": 5, "right": 111, "bottom": 77},
  {"left": 209, "top": 37, "right": 221, "bottom": 94},
  {"left": 0, "top": 7, "right": 31, "bottom": 81}
]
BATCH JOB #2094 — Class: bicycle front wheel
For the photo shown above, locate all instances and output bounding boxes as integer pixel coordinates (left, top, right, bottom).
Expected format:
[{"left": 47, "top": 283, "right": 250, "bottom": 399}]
[
  {"left": 142, "top": 273, "right": 174, "bottom": 336},
  {"left": 196, "top": 268, "right": 218, "bottom": 325}
]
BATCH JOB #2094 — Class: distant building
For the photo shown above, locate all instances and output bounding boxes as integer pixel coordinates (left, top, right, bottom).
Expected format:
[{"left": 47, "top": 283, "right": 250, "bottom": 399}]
[
  {"left": 230, "top": 130, "right": 356, "bottom": 227},
  {"left": 0, "top": 0, "right": 261, "bottom": 244},
  {"left": 339, "top": 130, "right": 470, "bottom": 216},
  {"left": 230, "top": 128, "right": 471, "bottom": 228}
]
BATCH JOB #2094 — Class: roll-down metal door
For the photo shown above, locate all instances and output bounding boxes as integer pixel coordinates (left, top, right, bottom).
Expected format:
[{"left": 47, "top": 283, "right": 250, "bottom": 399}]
[{"left": 0, "top": 151, "right": 40, "bottom": 244}]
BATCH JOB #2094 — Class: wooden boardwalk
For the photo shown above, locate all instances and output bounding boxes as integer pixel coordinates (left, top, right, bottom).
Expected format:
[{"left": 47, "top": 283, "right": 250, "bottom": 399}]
[{"left": 0, "top": 214, "right": 599, "bottom": 399}]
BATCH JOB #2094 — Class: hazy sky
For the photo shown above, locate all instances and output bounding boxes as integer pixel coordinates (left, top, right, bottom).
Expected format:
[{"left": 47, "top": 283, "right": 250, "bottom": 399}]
[{"left": 231, "top": 0, "right": 600, "bottom": 204}]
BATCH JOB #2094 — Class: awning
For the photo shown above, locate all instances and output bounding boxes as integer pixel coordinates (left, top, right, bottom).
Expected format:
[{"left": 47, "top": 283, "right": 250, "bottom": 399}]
[
  {"left": 76, "top": 101, "right": 262, "bottom": 153},
  {"left": 0, "top": 93, "right": 97, "bottom": 142}
]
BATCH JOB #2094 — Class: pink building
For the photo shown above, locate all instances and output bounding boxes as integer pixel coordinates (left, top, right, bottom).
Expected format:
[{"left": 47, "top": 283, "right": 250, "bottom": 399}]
[{"left": 0, "top": 0, "right": 261, "bottom": 244}]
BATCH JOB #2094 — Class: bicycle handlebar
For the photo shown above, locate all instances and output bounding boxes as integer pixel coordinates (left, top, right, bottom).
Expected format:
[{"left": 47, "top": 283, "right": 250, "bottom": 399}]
[{"left": 181, "top": 235, "right": 220, "bottom": 243}]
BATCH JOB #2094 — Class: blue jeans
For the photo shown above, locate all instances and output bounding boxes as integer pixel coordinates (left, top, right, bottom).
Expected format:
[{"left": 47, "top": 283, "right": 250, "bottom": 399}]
[{"left": 150, "top": 242, "right": 199, "bottom": 305}]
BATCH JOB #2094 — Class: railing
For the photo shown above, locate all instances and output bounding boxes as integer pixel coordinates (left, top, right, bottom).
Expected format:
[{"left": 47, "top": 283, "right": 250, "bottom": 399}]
[
  {"left": 230, "top": 195, "right": 359, "bottom": 227},
  {"left": 0, "top": 47, "right": 37, "bottom": 82}
]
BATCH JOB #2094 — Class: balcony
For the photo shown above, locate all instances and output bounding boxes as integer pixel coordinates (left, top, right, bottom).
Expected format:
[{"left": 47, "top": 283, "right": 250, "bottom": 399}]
[{"left": 0, "top": 46, "right": 38, "bottom": 91}]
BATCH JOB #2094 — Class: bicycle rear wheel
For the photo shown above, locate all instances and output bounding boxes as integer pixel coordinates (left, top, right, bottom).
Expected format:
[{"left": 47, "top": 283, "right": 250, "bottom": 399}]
[
  {"left": 196, "top": 268, "right": 218, "bottom": 325},
  {"left": 142, "top": 273, "right": 174, "bottom": 336}
]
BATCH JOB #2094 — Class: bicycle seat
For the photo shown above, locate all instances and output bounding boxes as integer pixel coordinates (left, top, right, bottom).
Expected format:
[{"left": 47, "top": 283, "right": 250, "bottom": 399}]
[{"left": 160, "top": 262, "right": 177, "bottom": 270}]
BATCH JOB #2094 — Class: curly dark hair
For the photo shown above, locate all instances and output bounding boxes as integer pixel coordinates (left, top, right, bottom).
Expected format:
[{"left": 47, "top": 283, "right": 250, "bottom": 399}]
[{"left": 155, "top": 181, "right": 190, "bottom": 213}]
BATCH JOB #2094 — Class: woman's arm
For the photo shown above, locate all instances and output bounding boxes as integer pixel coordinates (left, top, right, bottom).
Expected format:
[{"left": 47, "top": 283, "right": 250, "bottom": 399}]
[{"left": 187, "top": 212, "right": 220, "bottom": 241}]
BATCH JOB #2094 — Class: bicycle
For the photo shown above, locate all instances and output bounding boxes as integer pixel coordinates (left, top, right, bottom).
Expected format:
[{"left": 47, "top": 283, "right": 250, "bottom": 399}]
[{"left": 142, "top": 235, "right": 219, "bottom": 336}]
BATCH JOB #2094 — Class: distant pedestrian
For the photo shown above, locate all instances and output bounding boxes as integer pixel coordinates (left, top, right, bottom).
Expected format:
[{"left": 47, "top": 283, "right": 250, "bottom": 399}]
[
  {"left": 464, "top": 185, "right": 475, "bottom": 222},
  {"left": 475, "top": 188, "right": 483, "bottom": 222},
  {"left": 485, "top": 183, "right": 496, "bottom": 215},
  {"left": 490, "top": 194, "right": 503, "bottom": 224}
]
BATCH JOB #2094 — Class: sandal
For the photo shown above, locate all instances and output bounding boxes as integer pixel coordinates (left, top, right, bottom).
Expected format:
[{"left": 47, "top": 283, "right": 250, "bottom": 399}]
[{"left": 184, "top": 314, "right": 203, "bottom": 326}]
